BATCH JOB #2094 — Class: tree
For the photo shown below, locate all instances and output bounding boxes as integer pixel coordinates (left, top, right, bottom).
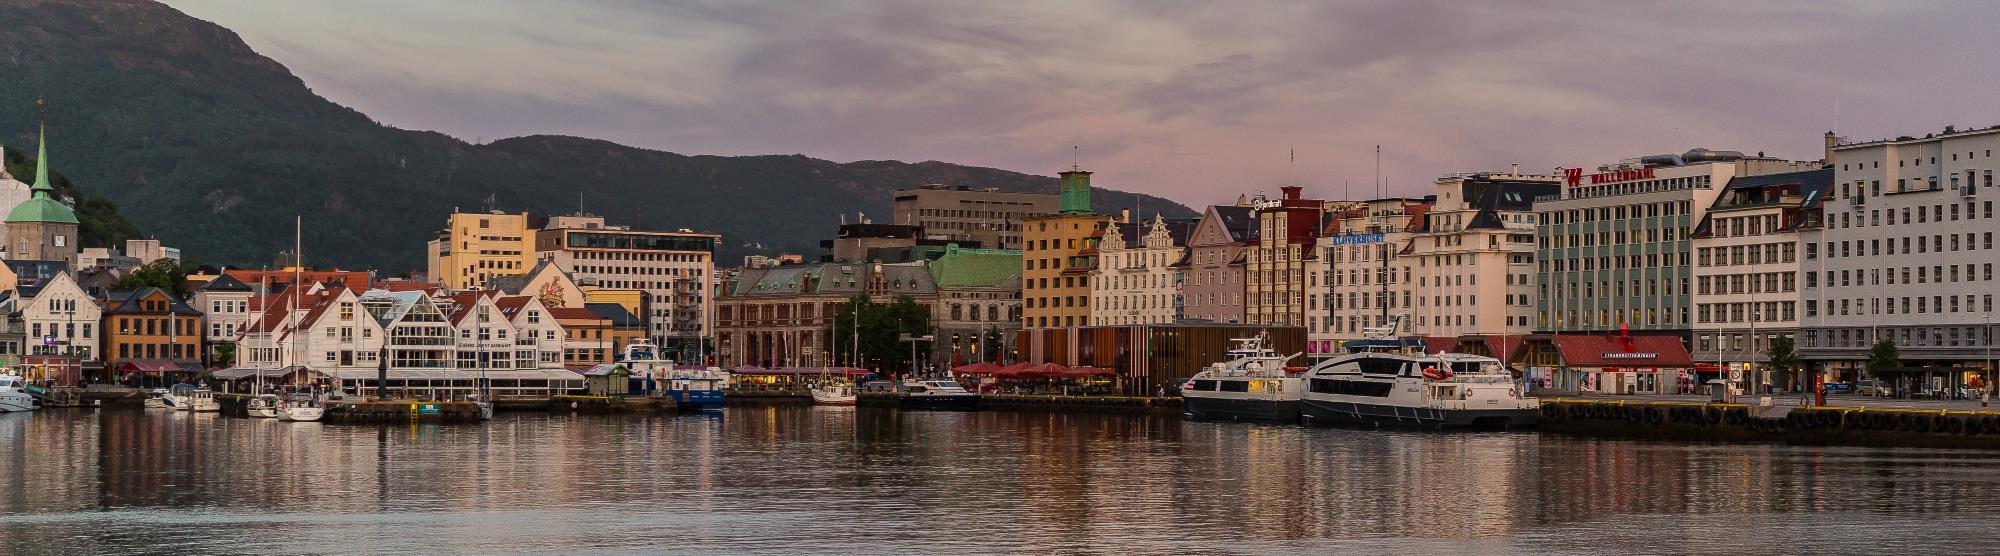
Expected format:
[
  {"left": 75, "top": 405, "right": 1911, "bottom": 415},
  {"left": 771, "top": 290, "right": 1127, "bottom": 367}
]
[
  {"left": 211, "top": 342, "right": 236, "bottom": 369},
  {"left": 110, "top": 258, "right": 195, "bottom": 299},
  {"left": 1766, "top": 335, "right": 1802, "bottom": 392},
  {"left": 827, "top": 293, "right": 932, "bottom": 375},
  {"left": 1866, "top": 339, "right": 1901, "bottom": 395}
]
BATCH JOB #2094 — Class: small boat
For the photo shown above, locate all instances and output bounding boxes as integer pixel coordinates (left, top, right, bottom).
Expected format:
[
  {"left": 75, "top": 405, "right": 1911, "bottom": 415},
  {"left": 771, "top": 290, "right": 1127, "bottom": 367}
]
[
  {"left": 143, "top": 388, "right": 169, "bottom": 409},
  {"left": 1181, "top": 335, "right": 1302, "bottom": 423},
  {"left": 0, "top": 373, "right": 39, "bottom": 413},
  {"left": 618, "top": 340, "right": 727, "bottom": 411},
  {"left": 469, "top": 393, "right": 494, "bottom": 421},
  {"left": 165, "top": 384, "right": 220, "bottom": 412},
  {"left": 276, "top": 393, "right": 324, "bottom": 422},
  {"left": 245, "top": 394, "right": 282, "bottom": 418},
  {"left": 188, "top": 387, "right": 221, "bottom": 412},
  {"left": 809, "top": 382, "right": 856, "bottom": 406},
  {"left": 898, "top": 379, "right": 978, "bottom": 411}
]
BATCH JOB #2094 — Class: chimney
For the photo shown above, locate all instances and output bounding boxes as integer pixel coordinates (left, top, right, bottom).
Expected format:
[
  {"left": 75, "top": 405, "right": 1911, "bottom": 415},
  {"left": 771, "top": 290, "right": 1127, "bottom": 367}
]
[
  {"left": 1824, "top": 131, "right": 1838, "bottom": 165},
  {"left": 1510, "top": 163, "right": 1519, "bottom": 174}
]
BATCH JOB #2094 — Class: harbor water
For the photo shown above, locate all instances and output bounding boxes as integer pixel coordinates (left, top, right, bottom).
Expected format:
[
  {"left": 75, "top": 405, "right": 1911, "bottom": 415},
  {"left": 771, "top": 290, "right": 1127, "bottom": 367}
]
[{"left": 6, "top": 407, "right": 2000, "bottom": 554}]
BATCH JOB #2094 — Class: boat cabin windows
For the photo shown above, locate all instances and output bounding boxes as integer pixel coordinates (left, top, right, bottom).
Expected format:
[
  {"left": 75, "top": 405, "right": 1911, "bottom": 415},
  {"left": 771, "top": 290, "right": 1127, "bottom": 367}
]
[
  {"left": 1449, "top": 361, "right": 1487, "bottom": 375},
  {"left": 1355, "top": 357, "right": 1407, "bottom": 376},
  {"left": 1218, "top": 380, "right": 1250, "bottom": 393},
  {"left": 1190, "top": 379, "right": 1218, "bottom": 391},
  {"left": 1309, "top": 378, "right": 1393, "bottom": 397}
]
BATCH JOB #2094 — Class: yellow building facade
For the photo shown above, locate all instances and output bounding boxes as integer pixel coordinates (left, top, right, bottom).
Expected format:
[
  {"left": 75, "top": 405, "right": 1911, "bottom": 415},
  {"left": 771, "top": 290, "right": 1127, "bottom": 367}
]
[
  {"left": 427, "top": 211, "right": 536, "bottom": 290},
  {"left": 1021, "top": 169, "right": 1115, "bottom": 329}
]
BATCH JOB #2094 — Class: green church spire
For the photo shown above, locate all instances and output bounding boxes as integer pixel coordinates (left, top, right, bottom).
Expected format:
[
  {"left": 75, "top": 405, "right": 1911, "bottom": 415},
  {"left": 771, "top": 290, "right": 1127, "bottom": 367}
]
[
  {"left": 6, "top": 101, "right": 80, "bottom": 225},
  {"left": 30, "top": 116, "right": 51, "bottom": 196}
]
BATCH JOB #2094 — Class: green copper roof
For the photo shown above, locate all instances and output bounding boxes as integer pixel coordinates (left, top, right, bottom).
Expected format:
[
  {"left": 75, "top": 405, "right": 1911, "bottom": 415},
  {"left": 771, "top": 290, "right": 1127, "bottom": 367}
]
[
  {"left": 6, "top": 123, "right": 78, "bottom": 225},
  {"left": 1058, "top": 169, "right": 1093, "bottom": 215},
  {"left": 929, "top": 244, "right": 1022, "bottom": 287}
]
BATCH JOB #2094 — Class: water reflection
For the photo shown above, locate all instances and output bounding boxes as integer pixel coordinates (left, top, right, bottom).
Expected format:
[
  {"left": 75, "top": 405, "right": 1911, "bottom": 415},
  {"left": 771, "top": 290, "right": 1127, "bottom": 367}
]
[{"left": 4, "top": 407, "right": 2000, "bottom": 554}]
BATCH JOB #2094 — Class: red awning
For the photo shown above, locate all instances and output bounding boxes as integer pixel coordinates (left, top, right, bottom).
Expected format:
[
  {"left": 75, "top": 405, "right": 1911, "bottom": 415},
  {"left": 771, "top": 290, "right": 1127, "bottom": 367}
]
[
  {"left": 728, "top": 367, "right": 870, "bottom": 377},
  {"left": 1551, "top": 335, "right": 1694, "bottom": 368},
  {"left": 117, "top": 360, "right": 192, "bottom": 374},
  {"left": 953, "top": 362, "right": 1003, "bottom": 375}
]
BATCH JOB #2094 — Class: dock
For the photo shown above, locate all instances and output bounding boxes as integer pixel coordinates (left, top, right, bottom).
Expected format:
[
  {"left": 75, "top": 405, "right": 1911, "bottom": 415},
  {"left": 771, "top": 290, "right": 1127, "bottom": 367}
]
[{"left": 1539, "top": 398, "right": 2000, "bottom": 447}]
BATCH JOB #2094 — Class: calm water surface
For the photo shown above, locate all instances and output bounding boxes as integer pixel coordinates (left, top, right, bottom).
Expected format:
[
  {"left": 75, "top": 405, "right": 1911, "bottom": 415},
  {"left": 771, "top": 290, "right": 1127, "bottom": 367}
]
[{"left": 5, "top": 407, "right": 2000, "bottom": 554}]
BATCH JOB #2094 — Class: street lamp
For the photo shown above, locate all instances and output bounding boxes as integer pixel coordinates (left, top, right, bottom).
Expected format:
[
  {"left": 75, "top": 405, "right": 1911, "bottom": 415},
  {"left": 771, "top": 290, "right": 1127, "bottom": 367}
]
[{"left": 899, "top": 333, "right": 934, "bottom": 378}]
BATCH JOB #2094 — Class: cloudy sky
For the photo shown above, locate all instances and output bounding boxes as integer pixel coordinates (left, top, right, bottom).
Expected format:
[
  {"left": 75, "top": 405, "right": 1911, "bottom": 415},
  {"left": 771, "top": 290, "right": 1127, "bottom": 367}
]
[{"left": 166, "top": 0, "right": 1998, "bottom": 208}]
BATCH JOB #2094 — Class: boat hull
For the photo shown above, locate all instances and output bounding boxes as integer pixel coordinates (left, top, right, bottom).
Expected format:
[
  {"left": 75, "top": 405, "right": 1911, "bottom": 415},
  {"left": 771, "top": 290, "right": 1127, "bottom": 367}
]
[
  {"left": 667, "top": 390, "right": 725, "bottom": 411},
  {"left": 1183, "top": 396, "right": 1298, "bottom": 424},
  {"left": 1300, "top": 398, "right": 1538, "bottom": 430},
  {"left": 811, "top": 391, "right": 857, "bottom": 406},
  {"left": 246, "top": 408, "right": 279, "bottom": 418},
  {"left": 899, "top": 394, "right": 978, "bottom": 411},
  {"left": 277, "top": 407, "right": 325, "bottom": 422},
  {"left": 0, "top": 394, "right": 35, "bottom": 412}
]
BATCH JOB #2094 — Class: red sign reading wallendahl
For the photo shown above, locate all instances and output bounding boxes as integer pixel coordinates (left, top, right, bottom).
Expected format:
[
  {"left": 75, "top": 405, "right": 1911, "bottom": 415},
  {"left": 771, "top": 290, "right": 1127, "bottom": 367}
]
[{"left": 1563, "top": 167, "right": 1655, "bottom": 187}]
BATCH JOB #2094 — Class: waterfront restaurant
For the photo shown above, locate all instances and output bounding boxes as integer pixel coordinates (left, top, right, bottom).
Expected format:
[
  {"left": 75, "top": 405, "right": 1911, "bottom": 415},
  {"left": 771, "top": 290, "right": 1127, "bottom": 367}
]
[{"left": 1547, "top": 334, "right": 1694, "bottom": 395}]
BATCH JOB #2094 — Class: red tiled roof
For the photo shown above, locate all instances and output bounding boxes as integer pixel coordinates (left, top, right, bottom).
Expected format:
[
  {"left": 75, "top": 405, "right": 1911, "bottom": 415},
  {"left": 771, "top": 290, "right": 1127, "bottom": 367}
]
[
  {"left": 1476, "top": 336, "right": 1528, "bottom": 362},
  {"left": 1552, "top": 334, "right": 1693, "bottom": 368}
]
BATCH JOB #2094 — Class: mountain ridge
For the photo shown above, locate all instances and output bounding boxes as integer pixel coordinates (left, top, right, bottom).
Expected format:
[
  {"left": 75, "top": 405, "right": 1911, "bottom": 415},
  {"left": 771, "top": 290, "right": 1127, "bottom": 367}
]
[{"left": 0, "top": 0, "right": 1196, "bottom": 270}]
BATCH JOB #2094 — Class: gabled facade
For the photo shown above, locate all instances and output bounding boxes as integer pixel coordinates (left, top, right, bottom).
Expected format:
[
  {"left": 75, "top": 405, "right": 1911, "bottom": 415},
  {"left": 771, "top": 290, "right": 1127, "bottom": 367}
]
[
  {"left": 1180, "top": 204, "right": 1256, "bottom": 324},
  {"left": 1090, "top": 214, "right": 1187, "bottom": 326},
  {"left": 101, "top": 287, "right": 203, "bottom": 374},
  {"left": 17, "top": 271, "right": 100, "bottom": 360}
]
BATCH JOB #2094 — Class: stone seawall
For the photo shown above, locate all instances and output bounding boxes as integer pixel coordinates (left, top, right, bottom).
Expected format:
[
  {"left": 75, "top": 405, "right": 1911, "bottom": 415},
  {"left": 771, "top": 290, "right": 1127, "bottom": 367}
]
[{"left": 1541, "top": 399, "right": 2000, "bottom": 447}]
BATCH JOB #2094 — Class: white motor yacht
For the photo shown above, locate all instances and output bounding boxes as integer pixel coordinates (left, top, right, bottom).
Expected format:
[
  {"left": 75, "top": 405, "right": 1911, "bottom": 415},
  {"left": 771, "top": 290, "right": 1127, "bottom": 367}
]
[{"left": 0, "top": 373, "right": 38, "bottom": 413}]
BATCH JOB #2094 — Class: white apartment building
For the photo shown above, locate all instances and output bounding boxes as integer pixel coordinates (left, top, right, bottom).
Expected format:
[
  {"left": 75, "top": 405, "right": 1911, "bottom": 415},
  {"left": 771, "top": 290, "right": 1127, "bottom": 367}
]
[
  {"left": 1316, "top": 198, "right": 1429, "bottom": 357},
  {"left": 1535, "top": 150, "right": 1819, "bottom": 336},
  {"left": 18, "top": 271, "right": 101, "bottom": 360},
  {"left": 194, "top": 274, "right": 255, "bottom": 351},
  {"left": 232, "top": 287, "right": 577, "bottom": 396},
  {"left": 1405, "top": 171, "right": 1555, "bottom": 345},
  {"left": 1801, "top": 127, "right": 2000, "bottom": 383},
  {"left": 1089, "top": 214, "right": 1184, "bottom": 326},
  {"left": 1689, "top": 168, "right": 1828, "bottom": 390},
  {"left": 534, "top": 215, "right": 719, "bottom": 354}
]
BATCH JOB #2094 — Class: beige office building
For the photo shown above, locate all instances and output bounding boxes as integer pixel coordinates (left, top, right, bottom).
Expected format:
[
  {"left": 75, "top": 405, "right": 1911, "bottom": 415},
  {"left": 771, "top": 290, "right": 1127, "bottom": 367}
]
[{"left": 893, "top": 185, "right": 1058, "bottom": 250}]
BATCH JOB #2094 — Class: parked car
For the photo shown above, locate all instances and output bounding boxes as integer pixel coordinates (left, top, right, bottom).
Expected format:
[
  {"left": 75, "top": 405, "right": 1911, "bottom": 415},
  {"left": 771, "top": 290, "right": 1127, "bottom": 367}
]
[{"left": 1854, "top": 379, "right": 1893, "bottom": 397}]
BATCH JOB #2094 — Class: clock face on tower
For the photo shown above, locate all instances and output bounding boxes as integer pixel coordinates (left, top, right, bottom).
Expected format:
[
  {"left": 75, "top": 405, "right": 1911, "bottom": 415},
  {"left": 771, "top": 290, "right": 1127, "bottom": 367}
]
[{"left": 540, "top": 281, "right": 565, "bottom": 308}]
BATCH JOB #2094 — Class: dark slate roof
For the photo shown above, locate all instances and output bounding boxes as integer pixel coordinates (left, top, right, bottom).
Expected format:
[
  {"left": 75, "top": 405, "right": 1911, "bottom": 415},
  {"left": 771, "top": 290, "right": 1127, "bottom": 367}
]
[
  {"left": 1110, "top": 217, "right": 1199, "bottom": 246},
  {"left": 1210, "top": 206, "right": 1259, "bottom": 242},
  {"left": 584, "top": 302, "right": 643, "bottom": 328},
  {"left": 5, "top": 260, "right": 66, "bottom": 288},
  {"left": 199, "top": 273, "right": 254, "bottom": 293},
  {"left": 1721, "top": 168, "right": 1835, "bottom": 208},
  {"left": 105, "top": 288, "right": 203, "bottom": 316},
  {"left": 1463, "top": 178, "right": 1560, "bottom": 229}
]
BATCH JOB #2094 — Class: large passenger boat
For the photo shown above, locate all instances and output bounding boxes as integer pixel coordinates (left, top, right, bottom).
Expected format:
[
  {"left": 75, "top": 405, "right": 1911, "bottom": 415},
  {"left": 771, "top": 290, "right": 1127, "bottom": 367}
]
[
  {"left": 1298, "top": 349, "right": 1538, "bottom": 430},
  {"left": 1180, "top": 336, "right": 1302, "bottom": 423},
  {"left": 0, "top": 373, "right": 37, "bottom": 412}
]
